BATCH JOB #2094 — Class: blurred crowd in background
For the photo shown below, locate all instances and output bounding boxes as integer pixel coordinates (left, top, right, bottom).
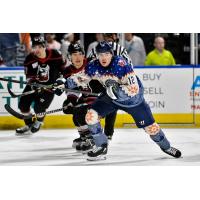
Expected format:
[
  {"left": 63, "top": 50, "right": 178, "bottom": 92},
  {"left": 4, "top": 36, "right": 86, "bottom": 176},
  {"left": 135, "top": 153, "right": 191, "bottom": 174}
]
[{"left": 0, "top": 33, "right": 194, "bottom": 67}]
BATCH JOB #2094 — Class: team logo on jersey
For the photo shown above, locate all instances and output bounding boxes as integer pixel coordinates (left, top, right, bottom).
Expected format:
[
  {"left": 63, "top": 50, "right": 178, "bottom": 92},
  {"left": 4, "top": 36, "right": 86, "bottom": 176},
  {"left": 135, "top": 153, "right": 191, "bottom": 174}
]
[
  {"left": 32, "top": 62, "right": 38, "bottom": 69},
  {"left": 37, "top": 64, "right": 50, "bottom": 82},
  {"left": 118, "top": 59, "right": 126, "bottom": 67}
]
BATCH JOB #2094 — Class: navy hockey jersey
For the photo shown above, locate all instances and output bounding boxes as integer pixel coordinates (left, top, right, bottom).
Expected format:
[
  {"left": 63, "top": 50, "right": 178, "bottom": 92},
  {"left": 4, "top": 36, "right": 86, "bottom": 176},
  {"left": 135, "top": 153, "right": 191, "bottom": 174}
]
[{"left": 66, "top": 56, "right": 144, "bottom": 107}]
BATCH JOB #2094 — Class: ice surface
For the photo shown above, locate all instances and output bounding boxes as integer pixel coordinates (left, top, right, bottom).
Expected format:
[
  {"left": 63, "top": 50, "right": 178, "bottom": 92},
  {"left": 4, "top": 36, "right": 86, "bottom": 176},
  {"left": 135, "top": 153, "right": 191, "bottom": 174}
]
[{"left": 0, "top": 128, "right": 200, "bottom": 166}]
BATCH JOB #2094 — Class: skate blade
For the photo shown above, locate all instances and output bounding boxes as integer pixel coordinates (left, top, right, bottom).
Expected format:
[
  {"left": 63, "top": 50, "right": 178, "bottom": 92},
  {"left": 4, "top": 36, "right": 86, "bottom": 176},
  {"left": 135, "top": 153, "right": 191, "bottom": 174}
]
[
  {"left": 15, "top": 131, "right": 33, "bottom": 136},
  {"left": 75, "top": 147, "right": 91, "bottom": 153},
  {"left": 87, "top": 155, "right": 107, "bottom": 161},
  {"left": 75, "top": 149, "right": 91, "bottom": 153},
  {"left": 82, "top": 149, "right": 93, "bottom": 154}
]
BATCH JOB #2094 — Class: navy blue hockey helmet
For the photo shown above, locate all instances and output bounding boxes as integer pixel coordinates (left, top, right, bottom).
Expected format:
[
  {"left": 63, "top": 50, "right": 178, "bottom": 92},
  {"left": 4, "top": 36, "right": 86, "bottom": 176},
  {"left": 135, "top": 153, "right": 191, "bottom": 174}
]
[
  {"left": 96, "top": 41, "right": 113, "bottom": 54},
  {"left": 68, "top": 43, "right": 85, "bottom": 55},
  {"left": 32, "top": 35, "right": 46, "bottom": 47}
]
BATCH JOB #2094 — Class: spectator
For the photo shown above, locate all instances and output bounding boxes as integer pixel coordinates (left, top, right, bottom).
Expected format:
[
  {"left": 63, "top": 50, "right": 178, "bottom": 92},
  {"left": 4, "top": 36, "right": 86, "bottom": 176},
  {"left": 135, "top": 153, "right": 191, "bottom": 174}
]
[
  {"left": 45, "top": 33, "right": 61, "bottom": 50},
  {"left": 145, "top": 36, "right": 176, "bottom": 66},
  {"left": 16, "top": 33, "right": 32, "bottom": 66},
  {"left": 86, "top": 33, "right": 104, "bottom": 57},
  {"left": 124, "top": 33, "right": 146, "bottom": 66},
  {"left": 60, "top": 33, "right": 75, "bottom": 61},
  {"left": 0, "top": 33, "right": 20, "bottom": 66},
  {"left": 19, "top": 33, "right": 31, "bottom": 53},
  {"left": 0, "top": 33, "right": 32, "bottom": 66}
]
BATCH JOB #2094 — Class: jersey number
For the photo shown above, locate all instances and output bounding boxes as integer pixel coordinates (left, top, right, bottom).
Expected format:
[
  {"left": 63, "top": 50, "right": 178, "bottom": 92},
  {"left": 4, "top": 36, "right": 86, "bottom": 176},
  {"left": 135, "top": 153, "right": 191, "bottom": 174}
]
[{"left": 128, "top": 76, "right": 135, "bottom": 84}]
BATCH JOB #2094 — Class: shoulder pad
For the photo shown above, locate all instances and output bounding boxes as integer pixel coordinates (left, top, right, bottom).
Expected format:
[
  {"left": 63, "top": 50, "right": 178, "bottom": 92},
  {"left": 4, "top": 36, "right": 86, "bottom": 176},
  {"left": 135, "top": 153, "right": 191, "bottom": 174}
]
[{"left": 117, "top": 58, "right": 126, "bottom": 67}]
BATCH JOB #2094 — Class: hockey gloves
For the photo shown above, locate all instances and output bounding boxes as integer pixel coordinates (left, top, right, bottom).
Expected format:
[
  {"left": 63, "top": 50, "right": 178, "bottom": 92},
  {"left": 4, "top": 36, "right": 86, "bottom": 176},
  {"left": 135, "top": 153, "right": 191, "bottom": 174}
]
[
  {"left": 53, "top": 77, "right": 66, "bottom": 96},
  {"left": 62, "top": 94, "right": 82, "bottom": 114},
  {"left": 27, "top": 79, "right": 44, "bottom": 94},
  {"left": 105, "top": 79, "right": 120, "bottom": 100}
]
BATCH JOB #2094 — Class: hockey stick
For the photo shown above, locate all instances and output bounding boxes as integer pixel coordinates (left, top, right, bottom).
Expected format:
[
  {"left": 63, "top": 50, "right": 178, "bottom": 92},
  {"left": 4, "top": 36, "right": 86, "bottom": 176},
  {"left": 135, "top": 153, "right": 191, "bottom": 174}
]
[
  {"left": 7, "top": 84, "right": 100, "bottom": 98},
  {"left": 62, "top": 88, "right": 100, "bottom": 96},
  {"left": 0, "top": 77, "right": 54, "bottom": 89},
  {"left": 7, "top": 83, "right": 55, "bottom": 98},
  {"left": 0, "top": 77, "right": 27, "bottom": 85},
  {"left": 4, "top": 104, "right": 69, "bottom": 120},
  {"left": 7, "top": 84, "right": 35, "bottom": 98},
  {"left": 1, "top": 77, "right": 100, "bottom": 97},
  {"left": 4, "top": 104, "right": 32, "bottom": 120}
]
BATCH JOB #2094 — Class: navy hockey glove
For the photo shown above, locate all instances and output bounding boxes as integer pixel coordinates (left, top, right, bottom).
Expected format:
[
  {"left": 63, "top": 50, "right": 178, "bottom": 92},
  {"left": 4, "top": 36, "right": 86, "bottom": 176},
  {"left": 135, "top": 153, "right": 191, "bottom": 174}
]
[
  {"left": 53, "top": 77, "right": 66, "bottom": 96},
  {"left": 105, "top": 79, "right": 120, "bottom": 100}
]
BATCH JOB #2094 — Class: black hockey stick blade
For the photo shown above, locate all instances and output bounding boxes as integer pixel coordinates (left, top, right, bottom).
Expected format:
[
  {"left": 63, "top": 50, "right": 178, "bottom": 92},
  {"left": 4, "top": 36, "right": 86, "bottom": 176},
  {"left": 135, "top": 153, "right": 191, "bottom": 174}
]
[
  {"left": 7, "top": 83, "right": 20, "bottom": 98},
  {"left": 4, "top": 104, "right": 33, "bottom": 120}
]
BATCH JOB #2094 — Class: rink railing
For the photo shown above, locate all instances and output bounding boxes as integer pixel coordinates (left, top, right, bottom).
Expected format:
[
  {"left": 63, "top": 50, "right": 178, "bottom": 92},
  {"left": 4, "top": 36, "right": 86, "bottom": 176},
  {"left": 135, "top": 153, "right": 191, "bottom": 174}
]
[{"left": 0, "top": 65, "right": 200, "bottom": 129}]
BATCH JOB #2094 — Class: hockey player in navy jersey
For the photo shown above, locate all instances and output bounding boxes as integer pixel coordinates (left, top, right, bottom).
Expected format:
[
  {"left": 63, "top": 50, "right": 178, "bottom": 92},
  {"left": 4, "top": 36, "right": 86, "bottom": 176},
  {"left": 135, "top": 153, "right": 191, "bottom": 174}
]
[
  {"left": 87, "top": 33, "right": 130, "bottom": 140},
  {"left": 54, "top": 41, "right": 181, "bottom": 161}
]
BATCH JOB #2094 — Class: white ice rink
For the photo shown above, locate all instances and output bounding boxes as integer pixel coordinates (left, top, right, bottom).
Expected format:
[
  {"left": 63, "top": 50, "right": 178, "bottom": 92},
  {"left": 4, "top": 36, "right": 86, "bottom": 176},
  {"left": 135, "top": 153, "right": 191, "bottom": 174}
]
[{"left": 0, "top": 128, "right": 200, "bottom": 166}]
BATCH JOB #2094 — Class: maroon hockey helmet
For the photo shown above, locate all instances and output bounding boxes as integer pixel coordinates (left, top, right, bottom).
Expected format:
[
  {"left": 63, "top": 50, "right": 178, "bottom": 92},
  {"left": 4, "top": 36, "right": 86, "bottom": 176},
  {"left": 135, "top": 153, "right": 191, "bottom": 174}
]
[
  {"left": 68, "top": 43, "right": 85, "bottom": 55},
  {"left": 32, "top": 35, "right": 46, "bottom": 47}
]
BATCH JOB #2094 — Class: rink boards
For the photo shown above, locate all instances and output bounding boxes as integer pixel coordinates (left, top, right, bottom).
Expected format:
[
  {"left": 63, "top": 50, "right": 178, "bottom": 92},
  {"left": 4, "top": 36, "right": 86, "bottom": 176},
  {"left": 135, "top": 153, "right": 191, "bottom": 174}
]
[{"left": 0, "top": 66, "right": 200, "bottom": 128}]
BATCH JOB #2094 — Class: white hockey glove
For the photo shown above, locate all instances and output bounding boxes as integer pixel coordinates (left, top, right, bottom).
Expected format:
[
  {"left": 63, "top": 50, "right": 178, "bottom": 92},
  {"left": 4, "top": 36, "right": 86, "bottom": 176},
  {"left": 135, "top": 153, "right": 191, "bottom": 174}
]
[{"left": 105, "top": 79, "right": 120, "bottom": 100}]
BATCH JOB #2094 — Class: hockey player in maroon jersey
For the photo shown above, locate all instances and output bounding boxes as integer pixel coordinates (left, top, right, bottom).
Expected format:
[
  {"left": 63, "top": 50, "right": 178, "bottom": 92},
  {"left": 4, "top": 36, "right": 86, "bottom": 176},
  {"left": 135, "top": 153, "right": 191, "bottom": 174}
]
[
  {"left": 60, "top": 43, "right": 95, "bottom": 151},
  {"left": 16, "top": 35, "right": 66, "bottom": 135},
  {"left": 60, "top": 42, "right": 117, "bottom": 151}
]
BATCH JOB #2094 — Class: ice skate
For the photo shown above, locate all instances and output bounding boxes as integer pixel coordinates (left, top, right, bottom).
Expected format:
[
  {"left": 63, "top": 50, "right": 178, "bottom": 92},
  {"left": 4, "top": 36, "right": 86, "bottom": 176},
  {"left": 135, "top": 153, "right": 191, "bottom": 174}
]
[
  {"left": 31, "top": 121, "right": 43, "bottom": 133},
  {"left": 161, "top": 146, "right": 182, "bottom": 158},
  {"left": 76, "top": 136, "right": 95, "bottom": 154},
  {"left": 87, "top": 143, "right": 108, "bottom": 161},
  {"left": 15, "top": 125, "right": 32, "bottom": 136},
  {"left": 72, "top": 136, "right": 86, "bottom": 148}
]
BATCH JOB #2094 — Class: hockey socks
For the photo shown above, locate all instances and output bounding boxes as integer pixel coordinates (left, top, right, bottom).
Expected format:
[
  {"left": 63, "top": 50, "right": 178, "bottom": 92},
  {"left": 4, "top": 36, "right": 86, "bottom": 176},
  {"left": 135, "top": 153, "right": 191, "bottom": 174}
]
[
  {"left": 150, "top": 129, "right": 170, "bottom": 150},
  {"left": 88, "top": 123, "right": 108, "bottom": 147}
]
